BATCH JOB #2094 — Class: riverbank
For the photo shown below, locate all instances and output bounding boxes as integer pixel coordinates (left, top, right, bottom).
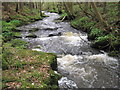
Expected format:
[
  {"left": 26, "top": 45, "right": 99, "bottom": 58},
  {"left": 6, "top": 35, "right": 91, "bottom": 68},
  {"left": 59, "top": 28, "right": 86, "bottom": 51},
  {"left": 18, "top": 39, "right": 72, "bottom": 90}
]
[
  {"left": 70, "top": 17, "right": 120, "bottom": 57},
  {"left": 55, "top": 2, "right": 120, "bottom": 57},
  {"left": 2, "top": 5, "right": 60, "bottom": 89},
  {"left": 2, "top": 45, "right": 59, "bottom": 88}
]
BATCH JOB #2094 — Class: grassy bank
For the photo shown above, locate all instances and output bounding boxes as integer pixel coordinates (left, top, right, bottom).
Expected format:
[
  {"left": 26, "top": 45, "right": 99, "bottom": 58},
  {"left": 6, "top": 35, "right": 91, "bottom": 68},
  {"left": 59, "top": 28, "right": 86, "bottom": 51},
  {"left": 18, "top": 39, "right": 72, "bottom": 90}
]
[
  {"left": 2, "top": 43, "right": 59, "bottom": 88},
  {"left": 2, "top": 4, "right": 60, "bottom": 89}
]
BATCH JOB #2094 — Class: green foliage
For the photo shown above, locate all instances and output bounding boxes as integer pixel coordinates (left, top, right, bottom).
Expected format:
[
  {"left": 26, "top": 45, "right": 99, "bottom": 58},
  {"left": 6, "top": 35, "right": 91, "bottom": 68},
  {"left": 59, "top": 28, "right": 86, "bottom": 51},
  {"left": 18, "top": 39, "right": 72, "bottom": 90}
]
[
  {"left": 2, "top": 20, "right": 22, "bottom": 41},
  {"left": 71, "top": 16, "right": 95, "bottom": 32},
  {"left": 2, "top": 46, "right": 13, "bottom": 70},
  {"left": 2, "top": 39, "right": 28, "bottom": 70},
  {"left": 88, "top": 28, "right": 104, "bottom": 40},
  {"left": 49, "top": 9, "right": 58, "bottom": 13},
  {"left": 91, "top": 34, "right": 120, "bottom": 52},
  {"left": 2, "top": 7, "right": 43, "bottom": 42},
  {"left": 10, "top": 39, "right": 28, "bottom": 49},
  {"left": 57, "top": 12, "right": 68, "bottom": 21},
  {"left": 2, "top": 21, "right": 15, "bottom": 42},
  {"left": 13, "top": 32, "right": 22, "bottom": 38},
  {"left": 9, "top": 20, "right": 22, "bottom": 26},
  {"left": 61, "top": 12, "right": 68, "bottom": 18},
  {"left": 91, "top": 35, "right": 110, "bottom": 49},
  {"left": 83, "top": 21, "right": 96, "bottom": 29},
  {"left": 2, "top": 21, "right": 16, "bottom": 30},
  {"left": 95, "top": 35, "right": 110, "bottom": 43},
  {"left": 70, "top": 18, "right": 80, "bottom": 29}
]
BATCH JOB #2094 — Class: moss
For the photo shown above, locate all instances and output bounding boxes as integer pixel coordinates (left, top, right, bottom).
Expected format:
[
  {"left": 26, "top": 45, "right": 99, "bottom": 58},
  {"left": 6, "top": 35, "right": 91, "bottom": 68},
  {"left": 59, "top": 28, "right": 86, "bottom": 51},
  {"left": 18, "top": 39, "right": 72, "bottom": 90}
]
[
  {"left": 9, "top": 39, "right": 28, "bottom": 48},
  {"left": 9, "top": 20, "right": 22, "bottom": 27},
  {"left": 70, "top": 17, "right": 93, "bottom": 32},
  {"left": 49, "top": 9, "right": 58, "bottom": 13},
  {"left": 2, "top": 47, "right": 59, "bottom": 89},
  {"left": 88, "top": 28, "right": 104, "bottom": 40},
  {"left": 91, "top": 34, "right": 120, "bottom": 53},
  {"left": 2, "top": 38, "right": 58, "bottom": 89},
  {"left": 91, "top": 35, "right": 110, "bottom": 49},
  {"left": 13, "top": 32, "right": 22, "bottom": 38}
]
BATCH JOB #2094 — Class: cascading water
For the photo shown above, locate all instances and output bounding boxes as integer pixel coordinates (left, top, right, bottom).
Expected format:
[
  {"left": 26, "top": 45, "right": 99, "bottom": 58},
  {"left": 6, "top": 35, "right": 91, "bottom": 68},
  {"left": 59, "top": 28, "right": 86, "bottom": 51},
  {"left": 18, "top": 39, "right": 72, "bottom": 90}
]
[{"left": 18, "top": 12, "right": 120, "bottom": 89}]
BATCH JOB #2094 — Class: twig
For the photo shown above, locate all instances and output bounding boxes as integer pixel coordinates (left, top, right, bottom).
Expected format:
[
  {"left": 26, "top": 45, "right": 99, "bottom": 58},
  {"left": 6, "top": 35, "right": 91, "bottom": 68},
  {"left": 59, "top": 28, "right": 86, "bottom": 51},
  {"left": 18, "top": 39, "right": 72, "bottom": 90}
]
[
  {"left": 78, "top": 33, "right": 90, "bottom": 44},
  {"left": 61, "top": 16, "right": 66, "bottom": 21}
]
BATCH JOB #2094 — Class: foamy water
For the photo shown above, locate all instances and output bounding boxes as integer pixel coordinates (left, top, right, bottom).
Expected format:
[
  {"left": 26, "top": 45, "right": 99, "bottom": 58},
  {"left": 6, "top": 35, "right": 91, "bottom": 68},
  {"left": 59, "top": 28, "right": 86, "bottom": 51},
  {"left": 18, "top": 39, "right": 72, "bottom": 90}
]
[{"left": 20, "top": 12, "right": 119, "bottom": 88}]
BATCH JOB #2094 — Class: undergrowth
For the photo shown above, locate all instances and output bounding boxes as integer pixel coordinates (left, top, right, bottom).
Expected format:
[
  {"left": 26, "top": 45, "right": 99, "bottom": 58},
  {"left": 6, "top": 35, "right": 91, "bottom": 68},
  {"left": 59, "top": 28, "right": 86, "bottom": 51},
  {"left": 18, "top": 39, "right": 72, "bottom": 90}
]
[{"left": 2, "top": 3, "right": 60, "bottom": 89}]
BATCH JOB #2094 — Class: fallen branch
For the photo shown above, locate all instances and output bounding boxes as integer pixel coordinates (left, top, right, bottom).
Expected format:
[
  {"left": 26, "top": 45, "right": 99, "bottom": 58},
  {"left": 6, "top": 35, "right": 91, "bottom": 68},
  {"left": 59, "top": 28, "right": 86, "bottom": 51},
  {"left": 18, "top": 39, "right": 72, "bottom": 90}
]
[
  {"left": 78, "top": 33, "right": 90, "bottom": 44},
  {"left": 61, "top": 16, "right": 66, "bottom": 21}
]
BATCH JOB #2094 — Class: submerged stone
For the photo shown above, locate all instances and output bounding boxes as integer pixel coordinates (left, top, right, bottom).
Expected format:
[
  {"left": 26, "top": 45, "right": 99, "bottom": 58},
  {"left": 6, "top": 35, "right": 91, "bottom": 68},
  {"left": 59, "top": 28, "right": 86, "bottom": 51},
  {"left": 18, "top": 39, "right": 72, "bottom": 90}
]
[
  {"left": 48, "top": 32, "right": 62, "bottom": 37},
  {"left": 26, "top": 33, "right": 37, "bottom": 38}
]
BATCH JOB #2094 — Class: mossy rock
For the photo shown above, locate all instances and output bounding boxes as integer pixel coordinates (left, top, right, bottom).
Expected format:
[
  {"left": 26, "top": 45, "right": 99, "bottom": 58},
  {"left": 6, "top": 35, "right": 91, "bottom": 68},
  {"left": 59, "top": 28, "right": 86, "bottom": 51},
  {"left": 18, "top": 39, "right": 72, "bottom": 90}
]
[
  {"left": 26, "top": 33, "right": 37, "bottom": 38},
  {"left": 49, "top": 9, "right": 58, "bottom": 13},
  {"left": 91, "top": 36, "right": 110, "bottom": 49},
  {"left": 49, "top": 70, "right": 61, "bottom": 89},
  {"left": 13, "top": 32, "right": 22, "bottom": 38}
]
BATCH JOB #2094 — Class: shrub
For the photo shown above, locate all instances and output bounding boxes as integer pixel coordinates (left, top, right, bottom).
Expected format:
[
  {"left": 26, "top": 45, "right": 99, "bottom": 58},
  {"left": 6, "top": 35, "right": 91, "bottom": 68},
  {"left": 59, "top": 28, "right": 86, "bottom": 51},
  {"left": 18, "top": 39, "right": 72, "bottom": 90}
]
[
  {"left": 2, "top": 21, "right": 15, "bottom": 42},
  {"left": 91, "top": 35, "right": 110, "bottom": 49},
  {"left": 88, "top": 28, "right": 104, "bottom": 40},
  {"left": 71, "top": 17, "right": 91, "bottom": 32},
  {"left": 91, "top": 34, "right": 119, "bottom": 50},
  {"left": 58, "top": 12, "right": 68, "bottom": 20},
  {"left": 9, "top": 20, "right": 22, "bottom": 26}
]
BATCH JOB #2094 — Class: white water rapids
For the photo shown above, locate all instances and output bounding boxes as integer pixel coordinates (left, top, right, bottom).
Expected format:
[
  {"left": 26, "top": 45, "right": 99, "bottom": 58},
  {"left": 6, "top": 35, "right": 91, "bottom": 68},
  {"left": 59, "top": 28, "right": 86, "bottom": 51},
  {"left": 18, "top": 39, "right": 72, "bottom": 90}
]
[{"left": 18, "top": 12, "right": 120, "bottom": 89}]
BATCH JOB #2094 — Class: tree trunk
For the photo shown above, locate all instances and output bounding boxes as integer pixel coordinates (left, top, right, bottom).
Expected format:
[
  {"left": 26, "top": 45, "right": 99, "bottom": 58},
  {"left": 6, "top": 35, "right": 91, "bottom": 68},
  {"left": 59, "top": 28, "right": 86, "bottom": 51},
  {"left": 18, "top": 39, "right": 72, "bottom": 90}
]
[
  {"left": 64, "top": 2, "right": 74, "bottom": 20},
  {"left": 91, "top": 2, "right": 109, "bottom": 27},
  {"left": 39, "top": 2, "right": 43, "bottom": 17},
  {"left": 16, "top": 2, "right": 19, "bottom": 12}
]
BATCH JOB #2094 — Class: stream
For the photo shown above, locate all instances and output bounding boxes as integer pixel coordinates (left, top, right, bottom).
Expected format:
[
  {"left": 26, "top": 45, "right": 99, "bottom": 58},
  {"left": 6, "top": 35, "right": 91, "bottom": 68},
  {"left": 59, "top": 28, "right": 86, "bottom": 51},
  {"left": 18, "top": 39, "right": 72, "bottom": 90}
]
[{"left": 17, "top": 12, "right": 120, "bottom": 89}]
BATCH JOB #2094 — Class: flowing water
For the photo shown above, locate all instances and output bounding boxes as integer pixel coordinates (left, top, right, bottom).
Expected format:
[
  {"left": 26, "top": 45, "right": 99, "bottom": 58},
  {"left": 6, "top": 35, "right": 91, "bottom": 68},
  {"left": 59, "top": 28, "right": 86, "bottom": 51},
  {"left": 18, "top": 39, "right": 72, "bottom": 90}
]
[{"left": 18, "top": 12, "right": 120, "bottom": 89}]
